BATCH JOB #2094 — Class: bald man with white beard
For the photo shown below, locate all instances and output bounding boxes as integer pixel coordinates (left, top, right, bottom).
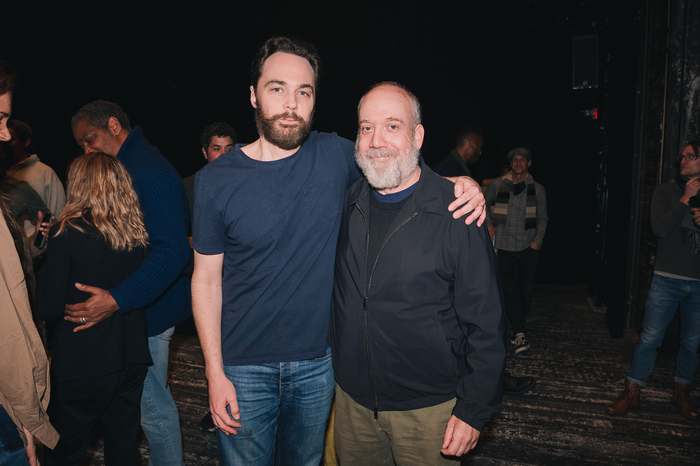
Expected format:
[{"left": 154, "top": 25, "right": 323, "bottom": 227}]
[{"left": 330, "top": 82, "right": 506, "bottom": 465}]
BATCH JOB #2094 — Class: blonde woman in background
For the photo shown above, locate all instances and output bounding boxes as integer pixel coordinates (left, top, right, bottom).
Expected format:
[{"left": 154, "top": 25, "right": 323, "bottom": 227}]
[{"left": 38, "top": 152, "right": 151, "bottom": 465}]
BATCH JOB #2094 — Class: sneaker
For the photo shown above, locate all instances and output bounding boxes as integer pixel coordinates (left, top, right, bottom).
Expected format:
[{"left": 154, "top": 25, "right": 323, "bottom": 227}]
[
  {"left": 509, "top": 331, "right": 517, "bottom": 345},
  {"left": 200, "top": 412, "right": 216, "bottom": 432},
  {"left": 513, "top": 333, "right": 530, "bottom": 355}
]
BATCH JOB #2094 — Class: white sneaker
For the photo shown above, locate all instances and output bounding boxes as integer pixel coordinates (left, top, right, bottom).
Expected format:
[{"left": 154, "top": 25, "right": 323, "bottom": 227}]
[{"left": 514, "top": 333, "right": 530, "bottom": 355}]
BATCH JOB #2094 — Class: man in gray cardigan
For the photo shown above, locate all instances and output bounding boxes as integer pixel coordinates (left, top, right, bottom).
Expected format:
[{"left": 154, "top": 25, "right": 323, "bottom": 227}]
[{"left": 607, "top": 141, "right": 700, "bottom": 420}]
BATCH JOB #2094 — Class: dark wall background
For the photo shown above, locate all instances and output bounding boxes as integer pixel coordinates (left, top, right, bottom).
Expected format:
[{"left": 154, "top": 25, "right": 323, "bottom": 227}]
[{"left": 3, "top": 0, "right": 642, "bottom": 289}]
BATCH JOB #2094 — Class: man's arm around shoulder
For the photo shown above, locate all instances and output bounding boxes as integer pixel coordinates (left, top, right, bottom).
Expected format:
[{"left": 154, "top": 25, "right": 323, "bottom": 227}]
[{"left": 64, "top": 177, "right": 189, "bottom": 329}]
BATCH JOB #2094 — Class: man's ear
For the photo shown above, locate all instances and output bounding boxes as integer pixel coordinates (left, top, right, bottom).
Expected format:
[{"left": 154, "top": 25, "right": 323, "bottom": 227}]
[
  {"left": 413, "top": 124, "right": 425, "bottom": 150},
  {"left": 250, "top": 86, "right": 258, "bottom": 109},
  {"left": 24, "top": 137, "right": 31, "bottom": 149},
  {"left": 107, "top": 116, "right": 122, "bottom": 136},
  {"left": 202, "top": 147, "right": 208, "bottom": 160}
]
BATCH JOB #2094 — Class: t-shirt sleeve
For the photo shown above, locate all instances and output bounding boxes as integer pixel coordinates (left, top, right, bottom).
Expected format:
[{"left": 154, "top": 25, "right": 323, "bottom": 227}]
[
  {"left": 192, "top": 169, "right": 227, "bottom": 254},
  {"left": 339, "top": 136, "right": 362, "bottom": 187}
]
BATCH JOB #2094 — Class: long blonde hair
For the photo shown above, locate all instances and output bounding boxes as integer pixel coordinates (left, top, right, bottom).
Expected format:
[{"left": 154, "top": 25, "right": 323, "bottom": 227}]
[{"left": 56, "top": 152, "right": 148, "bottom": 251}]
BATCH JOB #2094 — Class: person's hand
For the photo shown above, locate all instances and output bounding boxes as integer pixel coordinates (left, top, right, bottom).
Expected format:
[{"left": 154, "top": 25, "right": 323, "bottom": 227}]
[
  {"left": 64, "top": 283, "right": 119, "bottom": 332},
  {"left": 441, "top": 415, "right": 480, "bottom": 457},
  {"left": 447, "top": 176, "right": 486, "bottom": 227},
  {"left": 34, "top": 210, "right": 53, "bottom": 240},
  {"left": 488, "top": 226, "right": 495, "bottom": 238},
  {"left": 22, "top": 426, "right": 39, "bottom": 466},
  {"left": 693, "top": 207, "right": 700, "bottom": 227},
  {"left": 208, "top": 372, "right": 243, "bottom": 435},
  {"left": 530, "top": 241, "right": 541, "bottom": 250},
  {"left": 681, "top": 177, "right": 700, "bottom": 204}
]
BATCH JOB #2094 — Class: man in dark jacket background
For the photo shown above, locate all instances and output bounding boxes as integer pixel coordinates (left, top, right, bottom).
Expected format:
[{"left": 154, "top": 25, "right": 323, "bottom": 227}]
[
  {"left": 432, "top": 124, "right": 483, "bottom": 178},
  {"left": 330, "top": 82, "right": 506, "bottom": 465},
  {"left": 68, "top": 101, "right": 190, "bottom": 465}
]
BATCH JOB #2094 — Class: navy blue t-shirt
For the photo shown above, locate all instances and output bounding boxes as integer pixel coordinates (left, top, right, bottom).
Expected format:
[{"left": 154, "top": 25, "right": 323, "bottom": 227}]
[{"left": 193, "top": 131, "right": 361, "bottom": 365}]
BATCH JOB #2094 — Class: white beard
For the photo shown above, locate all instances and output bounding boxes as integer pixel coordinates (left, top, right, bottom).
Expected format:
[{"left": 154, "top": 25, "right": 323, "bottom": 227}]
[{"left": 355, "top": 141, "right": 420, "bottom": 190}]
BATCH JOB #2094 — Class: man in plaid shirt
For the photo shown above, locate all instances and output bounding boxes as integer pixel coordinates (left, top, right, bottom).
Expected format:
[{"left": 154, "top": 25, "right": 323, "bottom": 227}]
[{"left": 485, "top": 147, "right": 547, "bottom": 356}]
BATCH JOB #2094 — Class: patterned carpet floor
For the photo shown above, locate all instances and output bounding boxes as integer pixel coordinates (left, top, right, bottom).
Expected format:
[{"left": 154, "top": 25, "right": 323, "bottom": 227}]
[{"left": 41, "top": 284, "right": 699, "bottom": 465}]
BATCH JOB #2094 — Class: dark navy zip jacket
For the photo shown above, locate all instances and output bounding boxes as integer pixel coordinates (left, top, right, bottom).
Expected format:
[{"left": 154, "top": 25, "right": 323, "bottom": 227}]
[{"left": 331, "top": 159, "right": 506, "bottom": 431}]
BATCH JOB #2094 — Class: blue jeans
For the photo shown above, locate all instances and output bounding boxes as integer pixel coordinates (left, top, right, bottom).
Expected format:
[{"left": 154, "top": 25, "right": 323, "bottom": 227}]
[
  {"left": 628, "top": 274, "right": 700, "bottom": 386},
  {"left": 217, "top": 349, "right": 335, "bottom": 466},
  {"left": 0, "top": 406, "right": 28, "bottom": 466},
  {"left": 140, "top": 326, "right": 184, "bottom": 466}
]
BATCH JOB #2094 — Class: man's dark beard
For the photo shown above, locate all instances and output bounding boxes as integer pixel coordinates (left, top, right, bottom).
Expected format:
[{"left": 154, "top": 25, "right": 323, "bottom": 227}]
[{"left": 254, "top": 106, "right": 313, "bottom": 151}]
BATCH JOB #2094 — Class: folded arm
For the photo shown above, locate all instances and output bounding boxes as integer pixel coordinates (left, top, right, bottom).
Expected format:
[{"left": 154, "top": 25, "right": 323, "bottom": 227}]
[{"left": 651, "top": 184, "right": 692, "bottom": 238}]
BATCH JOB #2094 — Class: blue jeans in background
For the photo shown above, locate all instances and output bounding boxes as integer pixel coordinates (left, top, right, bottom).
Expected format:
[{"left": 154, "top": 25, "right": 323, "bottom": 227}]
[
  {"left": 628, "top": 274, "right": 700, "bottom": 386},
  {"left": 0, "top": 406, "right": 28, "bottom": 466},
  {"left": 217, "top": 349, "right": 335, "bottom": 466},
  {"left": 140, "top": 326, "right": 184, "bottom": 466}
]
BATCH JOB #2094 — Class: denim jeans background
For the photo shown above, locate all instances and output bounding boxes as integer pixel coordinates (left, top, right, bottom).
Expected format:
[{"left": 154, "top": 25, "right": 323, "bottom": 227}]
[
  {"left": 140, "top": 326, "right": 184, "bottom": 466},
  {"left": 628, "top": 274, "right": 700, "bottom": 386},
  {"left": 0, "top": 406, "right": 28, "bottom": 466},
  {"left": 217, "top": 349, "right": 334, "bottom": 466}
]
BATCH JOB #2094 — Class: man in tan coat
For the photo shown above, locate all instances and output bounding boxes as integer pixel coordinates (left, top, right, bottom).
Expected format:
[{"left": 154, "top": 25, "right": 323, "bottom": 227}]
[{"left": 0, "top": 57, "right": 59, "bottom": 465}]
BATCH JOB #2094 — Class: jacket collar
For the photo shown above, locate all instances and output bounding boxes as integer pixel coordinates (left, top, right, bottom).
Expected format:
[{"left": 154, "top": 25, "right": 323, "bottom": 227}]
[
  {"left": 450, "top": 148, "right": 469, "bottom": 175},
  {"left": 10, "top": 153, "right": 40, "bottom": 170},
  {"left": 349, "top": 157, "right": 448, "bottom": 217}
]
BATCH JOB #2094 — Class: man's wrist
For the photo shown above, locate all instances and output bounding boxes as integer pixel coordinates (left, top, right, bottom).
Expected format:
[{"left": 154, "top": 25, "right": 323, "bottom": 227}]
[{"left": 205, "top": 364, "right": 227, "bottom": 381}]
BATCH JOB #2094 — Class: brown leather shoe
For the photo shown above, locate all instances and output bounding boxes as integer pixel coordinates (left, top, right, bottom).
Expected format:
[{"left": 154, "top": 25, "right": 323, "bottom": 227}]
[
  {"left": 606, "top": 381, "right": 640, "bottom": 415},
  {"left": 673, "top": 382, "right": 699, "bottom": 420}
]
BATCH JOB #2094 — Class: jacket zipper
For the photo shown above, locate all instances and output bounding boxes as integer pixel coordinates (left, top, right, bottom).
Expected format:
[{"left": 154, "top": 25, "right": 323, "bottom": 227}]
[{"left": 357, "top": 202, "right": 417, "bottom": 419}]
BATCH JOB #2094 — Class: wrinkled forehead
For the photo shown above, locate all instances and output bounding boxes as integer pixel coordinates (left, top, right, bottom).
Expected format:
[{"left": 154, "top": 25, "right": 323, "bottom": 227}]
[
  {"left": 72, "top": 117, "right": 106, "bottom": 140},
  {"left": 360, "top": 86, "right": 413, "bottom": 122},
  {"left": 683, "top": 144, "right": 698, "bottom": 155}
]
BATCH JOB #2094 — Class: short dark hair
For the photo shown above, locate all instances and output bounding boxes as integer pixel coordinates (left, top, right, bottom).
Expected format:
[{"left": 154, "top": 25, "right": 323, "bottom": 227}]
[
  {"left": 8, "top": 120, "right": 31, "bottom": 143},
  {"left": 251, "top": 36, "right": 321, "bottom": 90},
  {"left": 455, "top": 125, "right": 483, "bottom": 148},
  {"left": 71, "top": 100, "right": 132, "bottom": 132},
  {"left": 7, "top": 120, "right": 34, "bottom": 154},
  {"left": 687, "top": 140, "right": 700, "bottom": 157},
  {"left": 200, "top": 122, "right": 238, "bottom": 149},
  {"left": 0, "top": 57, "right": 17, "bottom": 96}
]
